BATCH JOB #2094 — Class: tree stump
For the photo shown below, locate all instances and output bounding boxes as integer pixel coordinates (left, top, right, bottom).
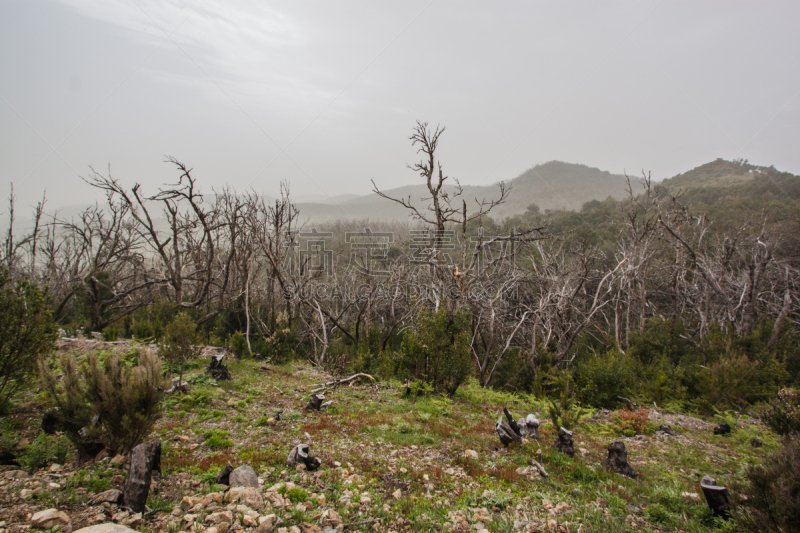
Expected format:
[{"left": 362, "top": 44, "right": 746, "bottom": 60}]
[
  {"left": 603, "top": 441, "right": 638, "bottom": 478},
  {"left": 517, "top": 414, "right": 541, "bottom": 441},
  {"left": 305, "top": 394, "right": 325, "bottom": 411},
  {"left": 552, "top": 427, "right": 575, "bottom": 457},
  {"left": 658, "top": 425, "right": 678, "bottom": 436},
  {"left": 496, "top": 417, "right": 521, "bottom": 448},
  {"left": 42, "top": 409, "right": 59, "bottom": 435},
  {"left": 503, "top": 407, "right": 522, "bottom": 436},
  {"left": 713, "top": 423, "right": 731, "bottom": 435},
  {"left": 700, "top": 475, "right": 731, "bottom": 519},
  {"left": 207, "top": 355, "right": 231, "bottom": 380},
  {"left": 287, "top": 443, "right": 321, "bottom": 471},
  {"left": 216, "top": 462, "right": 234, "bottom": 485},
  {"left": 123, "top": 440, "right": 161, "bottom": 513}
]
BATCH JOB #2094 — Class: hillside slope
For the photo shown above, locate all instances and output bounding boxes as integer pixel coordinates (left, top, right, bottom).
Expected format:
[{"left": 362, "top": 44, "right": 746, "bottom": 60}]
[
  {"left": 0, "top": 342, "right": 778, "bottom": 533},
  {"left": 659, "top": 158, "right": 800, "bottom": 205}
]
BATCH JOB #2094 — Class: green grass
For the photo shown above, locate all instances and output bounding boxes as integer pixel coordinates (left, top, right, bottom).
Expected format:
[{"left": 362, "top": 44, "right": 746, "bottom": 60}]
[{"left": 203, "top": 429, "right": 233, "bottom": 449}]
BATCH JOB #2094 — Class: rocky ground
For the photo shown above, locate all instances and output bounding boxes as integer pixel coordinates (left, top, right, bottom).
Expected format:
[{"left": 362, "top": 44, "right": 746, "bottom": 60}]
[{"left": 0, "top": 340, "right": 779, "bottom": 532}]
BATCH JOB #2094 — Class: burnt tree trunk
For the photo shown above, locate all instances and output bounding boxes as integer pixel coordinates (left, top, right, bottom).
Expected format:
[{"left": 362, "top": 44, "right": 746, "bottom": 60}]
[
  {"left": 123, "top": 440, "right": 161, "bottom": 513},
  {"left": 603, "top": 441, "right": 638, "bottom": 478}
]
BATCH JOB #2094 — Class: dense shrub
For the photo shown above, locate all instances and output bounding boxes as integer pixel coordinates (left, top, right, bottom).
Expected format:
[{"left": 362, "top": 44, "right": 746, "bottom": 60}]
[
  {"left": 229, "top": 331, "right": 248, "bottom": 359},
  {"left": 696, "top": 353, "right": 784, "bottom": 411},
  {"left": 576, "top": 349, "right": 635, "bottom": 409},
  {"left": 737, "top": 439, "right": 800, "bottom": 532},
  {"left": 762, "top": 388, "right": 800, "bottom": 438},
  {"left": 259, "top": 311, "right": 297, "bottom": 363},
  {"left": 40, "top": 349, "right": 165, "bottom": 455},
  {"left": 397, "top": 308, "right": 472, "bottom": 396},
  {"left": 0, "top": 270, "right": 57, "bottom": 406},
  {"left": 160, "top": 313, "right": 202, "bottom": 385},
  {"left": 611, "top": 408, "right": 653, "bottom": 437}
]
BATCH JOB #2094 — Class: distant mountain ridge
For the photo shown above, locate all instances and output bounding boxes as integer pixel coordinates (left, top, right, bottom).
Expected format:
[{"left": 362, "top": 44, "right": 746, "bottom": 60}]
[
  {"left": 8, "top": 159, "right": 796, "bottom": 233},
  {"left": 297, "top": 161, "right": 638, "bottom": 223}
]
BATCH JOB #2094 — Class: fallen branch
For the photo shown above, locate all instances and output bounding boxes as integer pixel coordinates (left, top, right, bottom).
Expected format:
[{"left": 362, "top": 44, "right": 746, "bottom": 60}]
[
  {"left": 618, "top": 396, "right": 639, "bottom": 409},
  {"left": 310, "top": 373, "right": 376, "bottom": 393}
]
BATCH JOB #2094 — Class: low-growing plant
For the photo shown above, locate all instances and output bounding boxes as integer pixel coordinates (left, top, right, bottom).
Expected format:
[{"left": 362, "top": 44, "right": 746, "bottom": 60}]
[
  {"left": 17, "top": 432, "right": 69, "bottom": 471},
  {"left": 282, "top": 486, "right": 309, "bottom": 503},
  {"left": 611, "top": 408, "right": 653, "bottom": 437},
  {"left": 203, "top": 429, "right": 233, "bottom": 449}
]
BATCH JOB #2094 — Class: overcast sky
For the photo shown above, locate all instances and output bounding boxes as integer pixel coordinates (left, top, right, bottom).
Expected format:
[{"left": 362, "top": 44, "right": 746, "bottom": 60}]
[{"left": 1, "top": 0, "right": 799, "bottom": 211}]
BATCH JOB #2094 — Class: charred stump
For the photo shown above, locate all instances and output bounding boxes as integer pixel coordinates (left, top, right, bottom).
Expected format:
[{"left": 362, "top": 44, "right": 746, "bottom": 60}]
[
  {"left": 207, "top": 355, "right": 231, "bottom": 380},
  {"left": 287, "top": 443, "right": 321, "bottom": 471},
  {"left": 713, "top": 423, "right": 731, "bottom": 435},
  {"left": 658, "top": 425, "right": 678, "bottom": 436},
  {"left": 123, "top": 440, "right": 161, "bottom": 513},
  {"left": 503, "top": 407, "right": 522, "bottom": 437},
  {"left": 517, "top": 414, "right": 541, "bottom": 441},
  {"left": 496, "top": 417, "right": 521, "bottom": 448},
  {"left": 42, "top": 409, "right": 59, "bottom": 435},
  {"left": 603, "top": 441, "right": 638, "bottom": 478},
  {"left": 700, "top": 475, "right": 731, "bottom": 519},
  {"left": 216, "top": 462, "right": 234, "bottom": 485},
  {"left": 305, "top": 394, "right": 325, "bottom": 412},
  {"left": 552, "top": 427, "right": 575, "bottom": 457}
]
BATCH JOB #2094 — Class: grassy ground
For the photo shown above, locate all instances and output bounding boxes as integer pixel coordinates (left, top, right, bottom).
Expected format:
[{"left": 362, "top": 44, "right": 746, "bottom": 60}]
[{"left": 0, "top": 348, "right": 780, "bottom": 533}]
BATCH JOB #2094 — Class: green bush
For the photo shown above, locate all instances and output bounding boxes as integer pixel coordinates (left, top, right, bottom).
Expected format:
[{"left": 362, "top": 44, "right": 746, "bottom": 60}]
[
  {"left": 160, "top": 313, "right": 202, "bottom": 386},
  {"left": 737, "top": 439, "right": 800, "bottom": 532},
  {"left": 762, "top": 388, "right": 800, "bottom": 438},
  {"left": 576, "top": 349, "right": 635, "bottom": 409},
  {"left": 398, "top": 308, "right": 472, "bottom": 396},
  {"left": 0, "top": 270, "right": 57, "bottom": 405},
  {"left": 102, "top": 324, "right": 121, "bottom": 342},
  {"left": 40, "top": 349, "right": 165, "bottom": 455},
  {"left": 229, "top": 332, "right": 248, "bottom": 359}
]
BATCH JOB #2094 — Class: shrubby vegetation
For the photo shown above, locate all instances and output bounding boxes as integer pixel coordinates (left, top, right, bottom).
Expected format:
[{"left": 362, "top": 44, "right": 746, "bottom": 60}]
[
  {"left": 39, "top": 349, "right": 165, "bottom": 456},
  {"left": 0, "top": 269, "right": 57, "bottom": 408}
]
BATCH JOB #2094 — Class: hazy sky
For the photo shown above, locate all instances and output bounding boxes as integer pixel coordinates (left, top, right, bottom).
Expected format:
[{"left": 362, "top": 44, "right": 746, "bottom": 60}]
[{"left": 2, "top": 0, "right": 799, "bottom": 211}]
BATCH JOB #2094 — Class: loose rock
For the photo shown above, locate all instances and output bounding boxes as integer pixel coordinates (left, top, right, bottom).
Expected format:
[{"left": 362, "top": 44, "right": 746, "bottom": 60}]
[
  {"left": 229, "top": 465, "right": 259, "bottom": 487},
  {"left": 228, "top": 486, "right": 265, "bottom": 511},
  {"left": 74, "top": 524, "right": 138, "bottom": 533},
  {"left": 91, "top": 489, "right": 123, "bottom": 505},
  {"left": 31, "top": 509, "right": 71, "bottom": 530}
]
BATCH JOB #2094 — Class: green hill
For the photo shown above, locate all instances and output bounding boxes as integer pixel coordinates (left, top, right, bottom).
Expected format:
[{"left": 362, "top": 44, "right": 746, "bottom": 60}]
[{"left": 659, "top": 158, "right": 800, "bottom": 205}]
